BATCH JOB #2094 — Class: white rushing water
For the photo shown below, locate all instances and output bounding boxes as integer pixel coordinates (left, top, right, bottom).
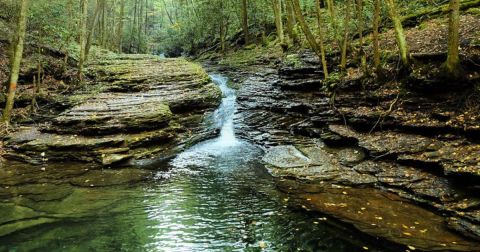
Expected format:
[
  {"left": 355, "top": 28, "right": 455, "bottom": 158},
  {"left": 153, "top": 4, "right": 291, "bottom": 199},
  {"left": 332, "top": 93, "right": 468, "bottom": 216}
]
[
  {"left": 168, "top": 74, "right": 241, "bottom": 170},
  {"left": 0, "top": 74, "right": 382, "bottom": 252},
  {"left": 210, "top": 74, "right": 239, "bottom": 147}
]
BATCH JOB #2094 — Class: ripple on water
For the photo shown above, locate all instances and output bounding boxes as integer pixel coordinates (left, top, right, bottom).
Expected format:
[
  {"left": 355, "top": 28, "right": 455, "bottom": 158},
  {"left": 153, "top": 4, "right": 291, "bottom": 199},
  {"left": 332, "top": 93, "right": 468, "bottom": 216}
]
[{"left": 0, "top": 74, "right": 391, "bottom": 252}]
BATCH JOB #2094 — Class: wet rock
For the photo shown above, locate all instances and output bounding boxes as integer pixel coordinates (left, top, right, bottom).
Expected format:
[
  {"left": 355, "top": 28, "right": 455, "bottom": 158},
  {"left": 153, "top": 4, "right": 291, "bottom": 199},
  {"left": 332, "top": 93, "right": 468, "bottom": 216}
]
[
  {"left": 53, "top": 102, "right": 173, "bottom": 134},
  {"left": 448, "top": 217, "right": 480, "bottom": 241},
  {"left": 263, "top": 145, "right": 377, "bottom": 185},
  {"left": 0, "top": 183, "right": 74, "bottom": 202},
  {"left": 353, "top": 161, "right": 457, "bottom": 202},
  {"left": 70, "top": 169, "right": 150, "bottom": 187},
  {"left": 399, "top": 143, "right": 480, "bottom": 178},
  {"left": 4, "top": 56, "right": 222, "bottom": 165},
  {"left": 264, "top": 144, "right": 480, "bottom": 242},
  {"left": 0, "top": 161, "right": 92, "bottom": 186},
  {"left": 262, "top": 146, "right": 310, "bottom": 168},
  {"left": 279, "top": 183, "right": 480, "bottom": 251},
  {"left": 101, "top": 153, "right": 132, "bottom": 166},
  {"left": 327, "top": 125, "right": 480, "bottom": 179},
  {"left": 328, "top": 125, "right": 439, "bottom": 156},
  {"left": 336, "top": 99, "right": 480, "bottom": 140},
  {"left": 0, "top": 207, "right": 57, "bottom": 237},
  {"left": 336, "top": 148, "right": 366, "bottom": 165},
  {"left": 222, "top": 61, "right": 480, "bottom": 245},
  {"left": 277, "top": 79, "right": 321, "bottom": 91}
]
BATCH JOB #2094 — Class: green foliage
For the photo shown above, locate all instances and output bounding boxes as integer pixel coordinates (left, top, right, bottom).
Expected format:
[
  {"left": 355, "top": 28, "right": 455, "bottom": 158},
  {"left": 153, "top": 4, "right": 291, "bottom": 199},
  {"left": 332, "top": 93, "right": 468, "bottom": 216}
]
[
  {"left": 0, "top": 0, "right": 473, "bottom": 62},
  {"left": 154, "top": 0, "right": 277, "bottom": 55},
  {"left": 324, "top": 72, "right": 342, "bottom": 88},
  {"left": 285, "top": 54, "right": 303, "bottom": 68},
  {"left": 28, "top": 1, "right": 77, "bottom": 47},
  {"left": 473, "top": 31, "right": 480, "bottom": 46},
  {"left": 218, "top": 45, "right": 283, "bottom": 67},
  {"left": 396, "top": 0, "right": 447, "bottom": 16},
  {"left": 466, "top": 7, "right": 480, "bottom": 16},
  {"left": 417, "top": 22, "right": 429, "bottom": 30}
]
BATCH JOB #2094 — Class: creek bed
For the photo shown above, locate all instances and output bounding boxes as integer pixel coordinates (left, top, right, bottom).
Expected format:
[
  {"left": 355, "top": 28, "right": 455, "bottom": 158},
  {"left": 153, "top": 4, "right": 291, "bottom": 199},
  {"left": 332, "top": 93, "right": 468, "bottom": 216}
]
[{"left": 0, "top": 75, "right": 396, "bottom": 251}]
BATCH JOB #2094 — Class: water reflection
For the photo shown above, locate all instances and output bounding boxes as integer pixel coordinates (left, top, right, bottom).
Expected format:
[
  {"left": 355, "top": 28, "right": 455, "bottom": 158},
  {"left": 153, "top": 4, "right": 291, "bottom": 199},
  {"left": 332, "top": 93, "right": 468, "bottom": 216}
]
[{"left": 0, "top": 74, "right": 388, "bottom": 252}]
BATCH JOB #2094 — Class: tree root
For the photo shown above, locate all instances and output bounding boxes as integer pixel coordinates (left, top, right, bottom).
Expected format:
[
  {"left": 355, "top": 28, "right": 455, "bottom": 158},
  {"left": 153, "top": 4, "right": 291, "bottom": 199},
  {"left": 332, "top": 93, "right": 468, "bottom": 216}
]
[{"left": 369, "top": 93, "right": 401, "bottom": 133}]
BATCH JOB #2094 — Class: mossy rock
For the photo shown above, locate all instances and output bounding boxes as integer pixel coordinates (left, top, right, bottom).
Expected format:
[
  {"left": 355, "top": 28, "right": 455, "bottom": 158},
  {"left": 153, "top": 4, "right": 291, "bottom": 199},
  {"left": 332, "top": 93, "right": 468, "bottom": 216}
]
[
  {"left": 285, "top": 54, "right": 304, "bottom": 68},
  {"left": 4, "top": 55, "right": 222, "bottom": 166}
]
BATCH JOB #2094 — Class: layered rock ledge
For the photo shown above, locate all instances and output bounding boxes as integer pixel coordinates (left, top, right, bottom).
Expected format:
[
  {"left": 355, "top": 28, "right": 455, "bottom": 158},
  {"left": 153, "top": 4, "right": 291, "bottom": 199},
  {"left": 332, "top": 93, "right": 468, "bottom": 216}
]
[
  {"left": 208, "top": 52, "right": 480, "bottom": 250},
  {"left": 4, "top": 55, "right": 221, "bottom": 166}
]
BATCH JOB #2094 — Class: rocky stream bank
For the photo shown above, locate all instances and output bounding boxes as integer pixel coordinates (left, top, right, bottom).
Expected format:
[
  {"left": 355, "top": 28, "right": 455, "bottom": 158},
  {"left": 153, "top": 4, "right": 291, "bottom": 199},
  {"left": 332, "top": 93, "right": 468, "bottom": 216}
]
[
  {"left": 3, "top": 54, "right": 222, "bottom": 166},
  {"left": 205, "top": 50, "right": 480, "bottom": 250},
  {"left": 0, "top": 54, "right": 223, "bottom": 237},
  {"left": 1, "top": 48, "right": 480, "bottom": 250}
]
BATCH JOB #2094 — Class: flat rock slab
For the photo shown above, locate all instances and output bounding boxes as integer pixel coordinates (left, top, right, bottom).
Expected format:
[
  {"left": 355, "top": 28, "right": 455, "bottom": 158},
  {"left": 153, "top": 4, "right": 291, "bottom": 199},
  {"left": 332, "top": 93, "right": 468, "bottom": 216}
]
[
  {"left": 4, "top": 55, "right": 222, "bottom": 165},
  {"left": 328, "top": 124, "right": 480, "bottom": 178},
  {"left": 281, "top": 184, "right": 480, "bottom": 251},
  {"left": 228, "top": 55, "right": 480, "bottom": 246},
  {"left": 264, "top": 145, "right": 480, "bottom": 250}
]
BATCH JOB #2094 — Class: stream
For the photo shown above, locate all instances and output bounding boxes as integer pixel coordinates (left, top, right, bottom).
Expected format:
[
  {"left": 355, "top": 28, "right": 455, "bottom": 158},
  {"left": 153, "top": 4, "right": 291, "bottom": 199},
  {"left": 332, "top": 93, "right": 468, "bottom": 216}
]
[{"left": 0, "top": 74, "right": 389, "bottom": 251}]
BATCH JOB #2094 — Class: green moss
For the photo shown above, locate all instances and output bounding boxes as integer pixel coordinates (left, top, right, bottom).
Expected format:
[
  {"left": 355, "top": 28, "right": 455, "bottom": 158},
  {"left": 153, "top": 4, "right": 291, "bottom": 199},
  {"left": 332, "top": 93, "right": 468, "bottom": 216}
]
[
  {"left": 244, "top": 44, "right": 257, "bottom": 50},
  {"left": 285, "top": 54, "right": 303, "bottom": 68},
  {"left": 473, "top": 32, "right": 480, "bottom": 46},
  {"left": 417, "top": 22, "right": 429, "bottom": 30},
  {"left": 218, "top": 45, "right": 283, "bottom": 68},
  {"left": 6, "top": 54, "right": 222, "bottom": 166},
  {"left": 67, "top": 83, "right": 107, "bottom": 105},
  {"left": 226, "top": 79, "right": 242, "bottom": 90},
  {"left": 466, "top": 7, "right": 480, "bottom": 16},
  {"left": 324, "top": 72, "right": 342, "bottom": 92}
]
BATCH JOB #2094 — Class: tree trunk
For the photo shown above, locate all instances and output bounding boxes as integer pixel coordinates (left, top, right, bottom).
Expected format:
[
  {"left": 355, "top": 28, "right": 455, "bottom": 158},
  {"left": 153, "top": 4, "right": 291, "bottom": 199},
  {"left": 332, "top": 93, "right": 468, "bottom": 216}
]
[
  {"left": 290, "top": 0, "right": 328, "bottom": 79},
  {"left": 3, "top": 0, "right": 28, "bottom": 125},
  {"left": 340, "top": 0, "right": 352, "bottom": 71},
  {"left": 315, "top": 0, "right": 329, "bottom": 79},
  {"left": 85, "top": 0, "right": 102, "bottom": 62},
  {"left": 326, "top": 0, "right": 339, "bottom": 48},
  {"left": 356, "top": 0, "right": 367, "bottom": 73},
  {"left": 145, "top": 0, "right": 149, "bottom": 35},
  {"left": 241, "top": 0, "right": 249, "bottom": 45},
  {"left": 161, "top": 0, "right": 174, "bottom": 25},
  {"left": 444, "top": 0, "right": 461, "bottom": 78},
  {"left": 31, "top": 60, "right": 43, "bottom": 113},
  {"left": 326, "top": 0, "right": 334, "bottom": 17},
  {"left": 64, "top": 0, "right": 74, "bottom": 72},
  {"left": 109, "top": 0, "right": 116, "bottom": 50},
  {"left": 130, "top": 0, "right": 138, "bottom": 52},
  {"left": 100, "top": 0, "right": 107, "bottom": 47},
  {"left": 372, "top": 0, "right": 381, "bottom": 71},
  {"left": 272, "top": 0, "right": 285, "bottom": 44},
  {"left": 78, "top": 0, "right": 89, "bottom": 81},
  {"left": 385, "top": 0, "right": 410, "bottom": 67},
  {"left": 285, "top": 0, "right": 298, "bottom": 45},
  {"left": 117, "top": 0, "right": 125, "bottom": 52},
  {"left": 137, "top": 0, "right": 144, "bottom": 52},
  {"left": 220, "top": 1, "right": 226, "bottom": 54}
]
